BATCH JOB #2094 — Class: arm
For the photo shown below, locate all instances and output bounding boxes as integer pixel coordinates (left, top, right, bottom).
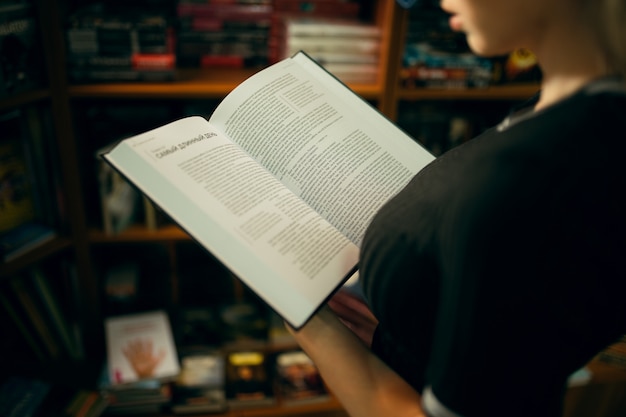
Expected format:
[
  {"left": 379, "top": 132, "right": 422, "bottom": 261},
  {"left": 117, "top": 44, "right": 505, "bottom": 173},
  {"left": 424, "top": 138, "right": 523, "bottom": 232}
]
[{"left": 289, "top": 306, "right": 428, "bottom": 417}]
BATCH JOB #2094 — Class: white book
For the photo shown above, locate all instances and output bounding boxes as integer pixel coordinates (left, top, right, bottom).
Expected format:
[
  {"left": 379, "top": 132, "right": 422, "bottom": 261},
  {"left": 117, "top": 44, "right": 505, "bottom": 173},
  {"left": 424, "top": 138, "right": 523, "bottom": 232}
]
[
  {"left": 105, "top": 310, "right": 180, "bottom": 385},
  {"left": 285, "top": 37, "right": 381, "bottom": 55},
  {"left": 102, "top": 51, "right": 434, "bottom": 329},
  {"left": 285, "top": 20, "right": 382, "bottom": 39}
]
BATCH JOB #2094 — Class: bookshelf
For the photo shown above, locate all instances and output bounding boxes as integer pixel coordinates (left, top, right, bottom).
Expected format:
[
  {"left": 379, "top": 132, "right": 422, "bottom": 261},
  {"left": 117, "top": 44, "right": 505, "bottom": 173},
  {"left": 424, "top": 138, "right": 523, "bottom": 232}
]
[{"left": 3, "top": 1, "right": 623, "bottom": 417}]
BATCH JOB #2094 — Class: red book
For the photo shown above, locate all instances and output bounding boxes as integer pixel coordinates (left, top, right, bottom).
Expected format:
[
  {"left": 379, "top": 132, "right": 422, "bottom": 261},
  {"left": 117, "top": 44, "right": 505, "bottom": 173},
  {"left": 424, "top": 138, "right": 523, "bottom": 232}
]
[
  {"left": 200, "top": 55, "right": 245, "bottom": 68},
  {"left": 132, "top": 53, "right": 176, "bottom": 70}
]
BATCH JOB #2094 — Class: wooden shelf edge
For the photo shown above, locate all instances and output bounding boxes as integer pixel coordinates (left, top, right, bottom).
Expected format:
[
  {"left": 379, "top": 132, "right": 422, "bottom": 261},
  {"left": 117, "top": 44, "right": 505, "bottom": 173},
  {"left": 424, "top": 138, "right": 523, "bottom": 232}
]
[
  {"left": 397, "top": 83, "right": 540, "bottom": 101},
  {"left": 157, "top": 396, "right": 344, "bottom": 417},
  {"left": 0, "top": 236, "right": 72, "bottom": 277},
  {"left": 88, "top": 225, "right": 191, "bottom": 243},
  {"left": 0, "top": 89, "right": 50, "bottom": 111},
  {"left": 68, "top": 69, "right": 384, "bottom": 100}
]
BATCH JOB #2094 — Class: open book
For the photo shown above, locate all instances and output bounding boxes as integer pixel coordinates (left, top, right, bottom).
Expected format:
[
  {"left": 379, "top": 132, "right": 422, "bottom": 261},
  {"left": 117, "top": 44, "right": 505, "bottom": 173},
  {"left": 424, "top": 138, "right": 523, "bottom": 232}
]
[{"left": 102, "top": 51, "right": 435, "bottom": 329}]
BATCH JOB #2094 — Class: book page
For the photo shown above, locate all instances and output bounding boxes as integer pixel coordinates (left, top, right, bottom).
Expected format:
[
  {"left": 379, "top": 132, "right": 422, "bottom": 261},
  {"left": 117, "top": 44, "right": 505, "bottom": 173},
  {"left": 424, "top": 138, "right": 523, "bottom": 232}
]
[
  {"left": 209, "top": 51, "right": 435, "bottom": 246},
  {"left": 104, "top": 116, "right": 358, "bottom": 329}
]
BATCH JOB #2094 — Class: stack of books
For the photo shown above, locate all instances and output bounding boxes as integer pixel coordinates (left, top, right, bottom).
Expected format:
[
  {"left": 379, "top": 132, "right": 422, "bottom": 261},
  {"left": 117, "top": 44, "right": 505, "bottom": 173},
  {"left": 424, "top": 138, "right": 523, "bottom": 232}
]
[
  {"left": 0, "top": 1, "right": 45, "bottom": 98},
  {"left": 65, "top": 3, "right": 176, "bottom": 83},
  {"left": 100, "top": 310, "right": 180, "bottom": 414},
  {"left": 176, "top": 0, "right": 272, "bottom": 69},
  {"left": 269, "top": 0, "right": 362, "bottom": 63},
  {"left": 98, "top": 375, "right": 173, "bottom": 415},
  {"left": 280, "top": 18, "right": 382, "bottom": 84},
  {"left": 268, "top": 0, "right": 380, "bottom": 84},
  {"left": 0, "top": 109, "right": 58, "bottom": 263},
  {"left": 169, "top": 348, "right": 227, "bottom": 414},
  {"left": 402, "top": 4, "right": 494, "bottom": 88}
]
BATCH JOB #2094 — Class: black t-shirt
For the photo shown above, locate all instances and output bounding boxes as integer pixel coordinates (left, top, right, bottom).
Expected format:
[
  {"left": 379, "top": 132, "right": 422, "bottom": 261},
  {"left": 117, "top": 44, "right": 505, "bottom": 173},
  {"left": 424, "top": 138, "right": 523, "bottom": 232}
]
[{"left": 360, "top": 78, "right": 626, "bottom": 417}]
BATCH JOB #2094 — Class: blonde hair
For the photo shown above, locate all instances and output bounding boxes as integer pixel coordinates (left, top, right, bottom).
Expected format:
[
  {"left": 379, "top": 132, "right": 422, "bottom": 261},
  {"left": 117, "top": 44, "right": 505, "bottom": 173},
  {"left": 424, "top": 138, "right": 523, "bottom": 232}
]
[{"left": 590, "top": 0, "right": 626, "bottom": 78}]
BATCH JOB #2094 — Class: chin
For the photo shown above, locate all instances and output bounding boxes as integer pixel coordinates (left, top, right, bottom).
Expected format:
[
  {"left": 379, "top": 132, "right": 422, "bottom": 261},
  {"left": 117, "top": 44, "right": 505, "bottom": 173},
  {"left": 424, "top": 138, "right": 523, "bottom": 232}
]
[{"left": 467, "top": 37, "right": 511, "bottom": 58}]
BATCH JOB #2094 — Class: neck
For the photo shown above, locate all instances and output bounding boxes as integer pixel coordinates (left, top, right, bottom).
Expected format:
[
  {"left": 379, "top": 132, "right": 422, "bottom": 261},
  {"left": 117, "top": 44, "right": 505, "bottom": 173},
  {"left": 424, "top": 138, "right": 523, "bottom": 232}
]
[{"left": 531, "top": 12, "right": 609, "bottom": 110}]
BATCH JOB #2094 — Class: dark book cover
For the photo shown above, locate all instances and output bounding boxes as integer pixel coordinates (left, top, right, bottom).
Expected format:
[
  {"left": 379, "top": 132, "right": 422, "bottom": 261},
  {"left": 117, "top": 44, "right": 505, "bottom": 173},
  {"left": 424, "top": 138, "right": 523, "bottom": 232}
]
[
  {"left": 224, "top": 350, "right": 276, "bottom": 409},
  {"left": 274, "top": 350, "right": 329, "bottom": 406}
]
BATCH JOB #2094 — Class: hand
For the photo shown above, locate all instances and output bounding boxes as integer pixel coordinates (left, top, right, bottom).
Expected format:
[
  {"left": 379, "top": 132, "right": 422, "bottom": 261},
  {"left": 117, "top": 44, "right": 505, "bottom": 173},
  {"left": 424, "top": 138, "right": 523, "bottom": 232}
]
[
  {"left": 122, "top": 338, "right": 166, "bottom": 378},
  {"left": 327, "top": 289, "right": 378, "bottom": 347}
]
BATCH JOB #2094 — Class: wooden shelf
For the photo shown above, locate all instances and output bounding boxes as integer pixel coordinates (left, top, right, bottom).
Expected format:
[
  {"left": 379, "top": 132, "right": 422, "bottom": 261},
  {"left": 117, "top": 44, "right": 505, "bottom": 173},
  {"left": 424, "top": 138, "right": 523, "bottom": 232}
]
[
  {"left": 157, "top": 396, "right": 347, "bottom": 417},
  {"left": 397, "top": 83, "right": 540, "bottom": 101},
  {"left": 0, "top": 236, "right": 72, "bottom": 278},
  {"left": 68, "top": 68, "right": 383, "bottom": 101},
  {"left": 0, "top": 88, "right": 50, "bottom": 111},
  {"left": 88, "top": 224, "right": 191, "bottom": 243}
]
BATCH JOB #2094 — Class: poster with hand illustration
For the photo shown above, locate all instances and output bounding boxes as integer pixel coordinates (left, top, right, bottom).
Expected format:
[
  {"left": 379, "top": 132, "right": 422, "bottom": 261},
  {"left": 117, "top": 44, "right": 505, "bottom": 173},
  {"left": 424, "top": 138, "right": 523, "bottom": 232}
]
[{"left": 105, "top": 310, "right": 180, "bottom": 385}]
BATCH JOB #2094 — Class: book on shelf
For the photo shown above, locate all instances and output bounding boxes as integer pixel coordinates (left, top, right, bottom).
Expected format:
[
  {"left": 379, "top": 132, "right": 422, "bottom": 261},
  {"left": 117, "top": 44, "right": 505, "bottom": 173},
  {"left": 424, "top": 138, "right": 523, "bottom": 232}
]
[
  {"left": 0, "top": 287, "right": 47, "bottom": 362},
  {"left": 284, "top": 19, "right": 381, "bottom": 38},
  {"left": 104, "top": 310, "right": 181, "bottom": 386},
  {"left": 225, "top": 350, "right": 276, "bottom": 409},
  {"left": 21, "top": 105, "right": 65, "bottom": 230},
  {"left": 0, "top": 1, "right": 45, "bottom": 98},
  {"left": 65, "top": 6, "right": 176, "bottom": 83},
  {"left": 175, "top": 2, "right": 271, "bottom": 69},
  {"left": 101, "top": 51, "right": 435, "bottom": 330},
  {"left": 0, "top": 108, "right": 60, "bottom": 262},
  {"left": 97, "top": 358, "right": 172, "bottom": 414},
  {"left": 273, "top": 0, "right": 361, "bottom": 16},
  {"left": 218, "top": 301, "right": 270, "bottom": 346},
  {"left": 271, "top": 17, "right": 382, "bottom": 76},
  {"left": 274, "top": 350, "right": 330, "bottom": 406},
  {"left": 61, "top": 389, "right": 109, "bottom": 417},
  {"left": 96, "top": 142, "right": 141, "bottom": 235},
  {"left": 31, "top": 267, "right": 83, "bottom": 360},
  {"left": 170, "top": 348, "right": 227, "bottom": 414},
  {"left": 0, "top": 221, "right": 56, "bottom": 262},
  {"left": 173, "top": 306, "right": 224, "bottom": 348},
  {"left": 0, "top": 110, "right": 36, "bottom": 233},
  {"left": 0, "top": 376, "right": 51, "bottom": 417},
  {"left": 9, "top": 276, "right": 62, "bottom": 359}
]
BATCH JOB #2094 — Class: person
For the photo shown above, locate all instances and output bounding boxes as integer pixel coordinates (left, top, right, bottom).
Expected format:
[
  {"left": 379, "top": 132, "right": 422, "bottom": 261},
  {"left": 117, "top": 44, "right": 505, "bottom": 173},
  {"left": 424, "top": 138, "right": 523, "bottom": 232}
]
[{"left": 288, "top": 0, "right": 626, "bottom": 416}]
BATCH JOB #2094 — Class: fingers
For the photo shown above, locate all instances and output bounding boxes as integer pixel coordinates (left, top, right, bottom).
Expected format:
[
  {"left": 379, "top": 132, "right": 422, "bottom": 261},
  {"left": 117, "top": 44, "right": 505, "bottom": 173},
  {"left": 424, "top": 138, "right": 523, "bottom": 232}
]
[{"left": 329, "top": 290, "right": 378, "bottom": 324}]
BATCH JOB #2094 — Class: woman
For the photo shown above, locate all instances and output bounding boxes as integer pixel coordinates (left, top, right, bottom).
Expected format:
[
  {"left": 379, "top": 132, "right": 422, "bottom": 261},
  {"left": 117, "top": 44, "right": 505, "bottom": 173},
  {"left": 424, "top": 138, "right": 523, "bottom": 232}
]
[{"left": 289, "top": 0, "right": 626, "bottom": 416}]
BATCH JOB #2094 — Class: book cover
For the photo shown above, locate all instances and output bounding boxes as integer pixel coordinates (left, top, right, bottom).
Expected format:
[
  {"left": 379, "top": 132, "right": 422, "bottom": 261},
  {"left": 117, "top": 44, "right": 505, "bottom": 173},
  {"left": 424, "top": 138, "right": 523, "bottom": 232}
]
[
  {"left": 105, "top": 310, "right": 181, "bottom": 385},
  {"left": 0, "top": 110, "right": 36, "bottom": 233},
  {"left": 225, "top": 350, "right": 276, "bottom": 409},
  {"left": 274, "top": 350, "right": 329, "bottom": 405}
]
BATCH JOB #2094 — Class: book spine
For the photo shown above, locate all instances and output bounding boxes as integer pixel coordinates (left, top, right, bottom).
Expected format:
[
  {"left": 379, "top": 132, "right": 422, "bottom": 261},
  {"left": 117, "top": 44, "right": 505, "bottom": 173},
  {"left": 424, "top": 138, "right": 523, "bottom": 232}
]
[
  {"left": 31, "top": 268, "right": 81, "bottom": 360},
  {"left": 0, "top": 290, "right": 47, "bottom": 361},
  {"left": 10, "top": 277, "right": 61, "bottom": 359},
  {"left": 131, "top": 53, "right": 176, "bottom": 70}
]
